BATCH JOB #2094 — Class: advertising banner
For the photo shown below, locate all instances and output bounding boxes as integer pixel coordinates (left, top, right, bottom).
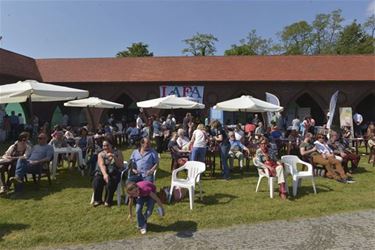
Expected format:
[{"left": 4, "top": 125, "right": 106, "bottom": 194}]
[
  {"left": 160, "top": 85, "right": 204, "bottom": 103},
  {"left": 339, "top": 107, "right": 353, "bottom": 128}
]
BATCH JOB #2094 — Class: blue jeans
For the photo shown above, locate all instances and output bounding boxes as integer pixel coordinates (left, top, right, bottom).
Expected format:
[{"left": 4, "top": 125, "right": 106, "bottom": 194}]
[
  {"left": 15, "top": 159, "right": 41, "bottom": 180},
  {"left": 220, "top": 144, "right": 230, "bottom": 179},
  {"left": 136, "top": 196, "right": 155, "bottom": 229},
  {"left": 127, "top": 173, "right": 154, "bottom": 183},
  {"left": 190, "top": 147, "right": 206, "bottom": 163}
]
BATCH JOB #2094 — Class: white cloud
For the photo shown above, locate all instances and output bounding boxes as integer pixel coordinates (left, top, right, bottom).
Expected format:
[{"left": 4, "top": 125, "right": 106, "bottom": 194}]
[{"left": 367, "top": 0, "right": 375, "bottom": 16}]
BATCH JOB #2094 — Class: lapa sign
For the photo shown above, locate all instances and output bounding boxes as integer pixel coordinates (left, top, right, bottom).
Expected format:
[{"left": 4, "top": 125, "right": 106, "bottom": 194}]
[{"left": 160, "top": 85, "right": 204, "bottom": 103}]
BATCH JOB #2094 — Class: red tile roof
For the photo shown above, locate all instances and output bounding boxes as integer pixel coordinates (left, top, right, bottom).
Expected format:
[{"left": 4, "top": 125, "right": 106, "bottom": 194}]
[
  {"left": 0, "top": 49, "right": 41, "bottom": 80},
  {"left": 35, "top": 55, "right": 375, "bottom": 83}
]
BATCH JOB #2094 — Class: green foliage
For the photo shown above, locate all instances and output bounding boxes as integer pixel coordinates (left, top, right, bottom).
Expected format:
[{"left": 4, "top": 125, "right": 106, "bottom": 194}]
[
  {"left": 116, "top": 42, "right": 153, "bottom": 57},
  {"left": 224, "top": 30, "right": 272, "bottom": 56},
  {"left": 310, "top": 10, "right": 345, "bottom": 54},
  {"left": 279, "top": 21, "right": 313, "bottom": 55},
  {"left": 182, "top": 33, "right": 218, "bottom": 56},
  {"left": 225, "top": 43, "right": 256, "bottom": 56},
  {"left": 336, "top": 21, "right": 374, "bottom": 54},
  {"left": 364, "top": 14, "right": 375, "bottom": 38},
  {"left": 0, "top": 144, "right": 374, "bottom": 249}
]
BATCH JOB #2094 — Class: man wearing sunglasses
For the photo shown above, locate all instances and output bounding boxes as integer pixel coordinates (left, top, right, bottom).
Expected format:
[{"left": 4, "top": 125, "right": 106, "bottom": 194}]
[{"left": 10, "top": 133, "right": 54, "bottom": 184}]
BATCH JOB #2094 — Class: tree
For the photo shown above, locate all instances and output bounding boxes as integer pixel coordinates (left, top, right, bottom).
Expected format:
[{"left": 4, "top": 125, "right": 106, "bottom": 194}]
[
  {"left": 116, "top": 42, "right": 153, "bottom": 57},
  {"left": 279, "top": 21, "right": 313, "bottom": 55},
  {"left": 310, "top": 10, "right": 344, "bottom": 54},
  {"left": 311, "top": 13, "right": 331, "bottom": 54},
  {"left": 224, "top": 30, "right": 272, "bottom": 56},
  {"left": 182, "top": 33, "right": 218, "bottom": 56},
  {"left": 224, "top": 43, "right": 256, "bottom": 56},
  {"left": 364, "top": 14, "right": 375, "bottom": 38},
  {"left": 336, "top": 21, "right": 374, "bottom": 54}
]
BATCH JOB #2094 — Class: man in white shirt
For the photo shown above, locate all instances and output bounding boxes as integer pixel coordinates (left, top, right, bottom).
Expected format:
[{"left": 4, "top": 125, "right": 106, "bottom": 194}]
[
  {"left": 136, "top": 114, "right": 144, "bottom": 129},
  {"left": 314, "top": 134, "right": 354, "bottom": 183}
]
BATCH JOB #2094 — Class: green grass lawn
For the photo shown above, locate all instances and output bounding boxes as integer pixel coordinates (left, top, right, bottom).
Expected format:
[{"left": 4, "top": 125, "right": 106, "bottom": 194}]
[{"left": 0, "top": 145, "right": 374, "bottom": 249}]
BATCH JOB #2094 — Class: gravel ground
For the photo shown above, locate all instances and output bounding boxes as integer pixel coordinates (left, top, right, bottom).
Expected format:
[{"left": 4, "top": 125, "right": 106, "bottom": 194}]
[{"left": 55, "top": 210, "right": 375, "bottom": 250}]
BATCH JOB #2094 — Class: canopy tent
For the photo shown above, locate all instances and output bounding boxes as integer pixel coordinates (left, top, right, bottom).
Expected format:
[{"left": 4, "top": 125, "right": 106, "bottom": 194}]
[
  {"left": 64, "top": 97, "right": 124, "bottom": 130},
  {"left": 64, "top": 97, "right": 123, "bottom": 109},
  {"left": 214, "top": 95, "right": 283, "bottom": 113},
  {"left": 0, "top": 80, "right": 89, "bottom": 104},
  {"left": 136, "top": 95, "right": 205, "bottom": 109}
]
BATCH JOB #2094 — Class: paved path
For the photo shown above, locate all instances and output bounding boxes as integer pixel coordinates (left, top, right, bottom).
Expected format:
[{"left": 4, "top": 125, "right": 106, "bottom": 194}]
[{"left": 57, "top": 210, "right": 375, "bottom": 250}]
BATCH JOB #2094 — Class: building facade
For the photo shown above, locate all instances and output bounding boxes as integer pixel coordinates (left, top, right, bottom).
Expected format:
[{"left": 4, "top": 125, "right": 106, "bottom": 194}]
[{"left": 1, "top": 48, "right": 374, "bottom": 127}]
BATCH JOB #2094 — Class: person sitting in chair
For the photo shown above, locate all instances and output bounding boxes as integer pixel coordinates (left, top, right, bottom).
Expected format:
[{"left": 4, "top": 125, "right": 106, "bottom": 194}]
[
  {"left": 255, "top": 137, "right": 287, "bottom": 200},
  {"left": 129, "top": 138, "right": 158, "bottom": 183},
  {"left": 0, "top": 132, "right": 32, "bottom": 194},
  {"left": 92, "top": 139, "right": 124, "bottom": 207},
  {"left": 328, "top": 131, "right": 360, "bottom": 174},
  {"left": 228, "top": 131, "right": 249, "bottom": 171},
  {"left": 313, "top": 134, "right": 354, "bottom": 183},
  {"left": 10, "top": 133, "right": 54, "bottom": 185}
]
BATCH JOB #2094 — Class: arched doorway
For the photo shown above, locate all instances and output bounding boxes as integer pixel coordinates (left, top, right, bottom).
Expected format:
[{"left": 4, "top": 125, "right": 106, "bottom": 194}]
[
  {"left": 355, "top": 94, "right": 375, "bottom": 122},
  {"left": 51, "top": 106, "right": 63, "bottom": 127},
  {"left": 287, "top": 93, "right": 325, "bottom": 125},
  {"left": 101, "top": 93, "right": 136, "bottom": 124},
  {"left": 5, "top": 103, "right": 27, "bottom": 123}
]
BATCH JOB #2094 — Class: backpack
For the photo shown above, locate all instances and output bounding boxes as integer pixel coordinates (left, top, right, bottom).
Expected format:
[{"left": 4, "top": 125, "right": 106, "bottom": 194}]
[{"left": 157, "top": 186, "right": 187, "bottom": 204}]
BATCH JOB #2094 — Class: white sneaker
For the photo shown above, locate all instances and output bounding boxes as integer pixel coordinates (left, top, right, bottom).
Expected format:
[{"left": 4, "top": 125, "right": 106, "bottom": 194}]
[{"left": 140, "top": 228, "right": 147, "bottom": 235}]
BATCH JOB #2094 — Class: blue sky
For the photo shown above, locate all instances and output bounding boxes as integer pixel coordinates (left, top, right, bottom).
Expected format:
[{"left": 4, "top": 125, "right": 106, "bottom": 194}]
[{"left": 0, "top": 0, "right": 373, "bottom": 58}]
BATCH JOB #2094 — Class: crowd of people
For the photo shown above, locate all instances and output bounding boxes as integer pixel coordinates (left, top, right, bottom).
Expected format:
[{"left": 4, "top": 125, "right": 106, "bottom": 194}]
[{"left": 1, "top": 109, "right": 374, "bottom": 234}]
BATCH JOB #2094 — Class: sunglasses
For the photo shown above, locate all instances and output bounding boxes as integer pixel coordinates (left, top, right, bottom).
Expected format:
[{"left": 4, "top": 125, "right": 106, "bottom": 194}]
[{"left": 38, "top": 137, "right": 46, "bottom": 140}]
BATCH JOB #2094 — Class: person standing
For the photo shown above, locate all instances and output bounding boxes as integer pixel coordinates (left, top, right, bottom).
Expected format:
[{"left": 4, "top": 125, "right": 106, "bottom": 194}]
[
  {"left": 9, "top": 111, "right": 19, "bottom": 140},
  {"left": 211, "top": 120, "right": 230, "bottom": 180},
  {"left": 183, "top": 113, "right": 192, "bottom": 137},
  {"left": 292, "top": 116, "right": 300, "bottom": 132},
  {"left": 190, "top": 124, "right": 207, "bottom": 163},
  {"left": 152, "top": 116, "right": 163, "bottom": 155},
  {"left": 126, "top": 181, "right": 165, "bottom": 235},
  {"left": 353, "top": 112, "right": 363, "bottom": 137}
]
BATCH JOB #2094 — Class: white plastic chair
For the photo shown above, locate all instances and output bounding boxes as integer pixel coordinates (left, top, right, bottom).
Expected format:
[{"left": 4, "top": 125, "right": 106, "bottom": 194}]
[
  {"left": 281, "top": 155, "right": 317, "bottom": 197},
  {"left": 169, "top": 161, "right": 206, "bottom": 210},
  {"left": 253, "top": 158, "right": 277, "bottom": 198}
]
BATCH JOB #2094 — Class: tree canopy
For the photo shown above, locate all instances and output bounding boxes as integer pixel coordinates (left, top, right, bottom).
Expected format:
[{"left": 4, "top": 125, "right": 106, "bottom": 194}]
[
  {"left": 182, "top": 33, "right": 218, "bottom": 56},
  {"left": 116, "top": 42, "right": 153, "bottom": 57}
]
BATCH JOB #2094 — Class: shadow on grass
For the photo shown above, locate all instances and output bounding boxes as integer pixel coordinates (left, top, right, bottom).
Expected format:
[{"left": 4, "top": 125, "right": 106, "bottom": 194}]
[
  {"left": 287, "top": 184, "right": 334, "bottom": 199},
  {"left": 351, "top": 166, "right": 371, "bottom": 174},
  {"left": 199, "top": 193, "right": 238, "bottom": 205},
  {"left": 0, "top": 223, "right": 30, "bottom": 242},
  {"left": 147, "top": 220, "right": 198, "bottom": 238},
  {"left": 155, "top": 167, "right": 171, "bottom": 179},
  {"left": 4, "top": 167, "right": 92, "bottom": 201}
]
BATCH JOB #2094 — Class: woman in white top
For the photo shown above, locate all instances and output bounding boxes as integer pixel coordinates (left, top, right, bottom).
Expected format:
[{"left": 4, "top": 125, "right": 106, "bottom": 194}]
[
  {"left": 176, "top": 128, "right": 190, "bottom": 150},
  {"left": 189, "top": 124, "right": 207, "bottom": 162}
]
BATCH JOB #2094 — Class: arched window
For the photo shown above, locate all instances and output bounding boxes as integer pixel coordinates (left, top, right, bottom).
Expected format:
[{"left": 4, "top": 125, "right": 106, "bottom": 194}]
[
  {"left": 5, "top": 103, "right": 26, "bottom": 123},
  {"left": 51, "top": 106, "right": 63, "bottom": 127},
  {"left": 355, "top": 94, "right": 375, "bottom": 122},
  {"left": 286, "top": 93, "right": 325, "bottom": 125}
]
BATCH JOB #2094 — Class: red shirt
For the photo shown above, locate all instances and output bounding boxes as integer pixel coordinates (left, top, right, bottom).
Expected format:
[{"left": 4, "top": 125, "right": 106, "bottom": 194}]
[
  {"left": 245, "top": 123, "right": 256, "bottom": 133},
  {"left": 137, "top": 181, "right": 156, "bottom": 197}
]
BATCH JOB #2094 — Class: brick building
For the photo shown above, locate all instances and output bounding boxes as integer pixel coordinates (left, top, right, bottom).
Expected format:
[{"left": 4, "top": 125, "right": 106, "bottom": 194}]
[{"left": 1, "top": 48, "right": 374, "bottom": 127}]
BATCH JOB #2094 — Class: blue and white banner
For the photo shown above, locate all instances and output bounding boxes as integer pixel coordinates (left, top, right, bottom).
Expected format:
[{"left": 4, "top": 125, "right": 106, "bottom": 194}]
[
  {"left": 266, "top": 92, "right": 280, "bottom": 125},
  {"left": 160, "top": 85, "right": 204, "bottom": 103},
  {"left": 327, "top": 90, "right": 339, "bottom": 129}
]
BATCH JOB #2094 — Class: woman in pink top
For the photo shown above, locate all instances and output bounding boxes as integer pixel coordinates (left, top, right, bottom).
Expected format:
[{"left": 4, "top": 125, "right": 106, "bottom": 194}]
[{"left": 126, "top": 181, "right": 164, "bottom": 234}]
